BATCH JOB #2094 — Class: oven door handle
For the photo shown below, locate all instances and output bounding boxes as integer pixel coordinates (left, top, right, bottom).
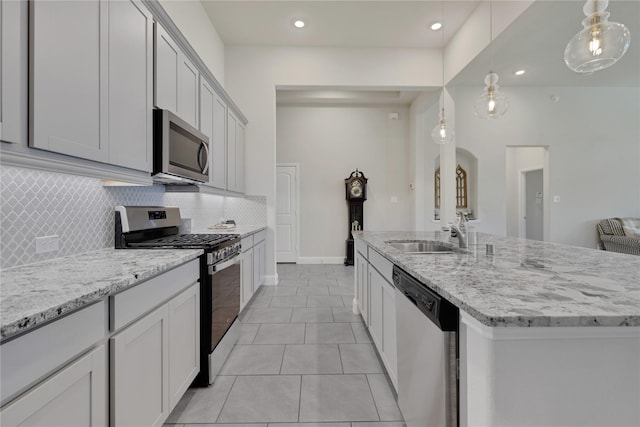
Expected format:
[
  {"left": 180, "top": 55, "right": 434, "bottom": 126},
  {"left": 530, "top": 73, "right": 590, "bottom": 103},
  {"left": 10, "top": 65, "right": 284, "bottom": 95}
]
[{"left": 208, "top": 254, "right": 241, "bottom": 275}]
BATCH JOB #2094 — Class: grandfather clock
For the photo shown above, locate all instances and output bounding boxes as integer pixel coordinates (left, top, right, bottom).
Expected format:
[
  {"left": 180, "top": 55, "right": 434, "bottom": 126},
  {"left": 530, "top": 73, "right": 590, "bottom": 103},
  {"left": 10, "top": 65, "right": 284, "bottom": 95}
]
[{"left": 344, "top": 169, "right": 367, "bottom": 266}]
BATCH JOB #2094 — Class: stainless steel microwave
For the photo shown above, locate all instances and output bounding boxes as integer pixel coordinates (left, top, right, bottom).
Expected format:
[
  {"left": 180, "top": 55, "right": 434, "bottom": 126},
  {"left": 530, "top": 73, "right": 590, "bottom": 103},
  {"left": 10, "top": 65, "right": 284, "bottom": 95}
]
[{"left": 153, "top": 109, "right": 209, "bottom": 183}]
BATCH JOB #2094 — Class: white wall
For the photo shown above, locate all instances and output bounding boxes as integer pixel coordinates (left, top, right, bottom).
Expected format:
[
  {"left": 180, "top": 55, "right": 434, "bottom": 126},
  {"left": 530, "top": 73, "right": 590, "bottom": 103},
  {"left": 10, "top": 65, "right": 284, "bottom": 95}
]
[
  {"left": 505, "top": 147, "right": 545, "bottom": 238},
  {"left": 276, "top": 105, "right": 412, "bottom": 261},
  {"left": 225, "top": 46, "right": 441, "bottom": 278},
  {"left": 455, "top": 86, "right": 640, "bottom": 249},
  {"left": 159, "top": 0, "right": 225, "bottom": 84}
]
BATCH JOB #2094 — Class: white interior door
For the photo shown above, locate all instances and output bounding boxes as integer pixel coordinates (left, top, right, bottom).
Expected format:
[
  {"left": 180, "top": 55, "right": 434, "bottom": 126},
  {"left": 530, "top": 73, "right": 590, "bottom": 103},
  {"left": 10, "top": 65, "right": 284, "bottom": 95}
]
[
  {"left": 525, "top": 169, "right": 544, "bottom": 241},
  {"left": 276, "top": 165, "right": 297, "bottom": 263}
]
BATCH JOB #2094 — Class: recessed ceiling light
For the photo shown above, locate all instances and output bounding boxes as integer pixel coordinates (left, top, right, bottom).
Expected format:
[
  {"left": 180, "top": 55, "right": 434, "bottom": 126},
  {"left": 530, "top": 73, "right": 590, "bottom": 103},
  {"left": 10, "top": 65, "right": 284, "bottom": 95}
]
[
  {"left": 431, "top": 22, "right": 442, "bottom": 31},
  {"left": 514, "top": 69, "right": 526, "bottom": 76},
  {"left": 293, "top": 19, "right": 305, "bottom": 29}
]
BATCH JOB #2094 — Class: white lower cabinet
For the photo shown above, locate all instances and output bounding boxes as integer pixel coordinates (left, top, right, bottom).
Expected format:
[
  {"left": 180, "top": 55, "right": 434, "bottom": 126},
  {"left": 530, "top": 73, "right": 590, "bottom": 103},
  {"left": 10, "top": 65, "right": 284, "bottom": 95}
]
[
  {"left": 110, "top": 282, "right": 200, "bottom": 427},
  {"left": 168, "top": 285, "right": 200, "bottom": 410},
  {"left": 253, "top": 238, "right": 266, "bottom": 293},
  {"left": 241, "top": 247, "right": 254, "bottom": 311},
  {"left": 357, "top": 241, "right": 398, "bottom": 390},
  {"left": 356, "top": 251, "right": 369, "bottom": 325},
  {"left": 369, "top": 267, "right": 384, "bottom": 349},
  {"left": 0, "top": 345, "right": 107, "bottom": 427},
  {"left": 111, "top": 304, "right": 170, "bottom": 427}
]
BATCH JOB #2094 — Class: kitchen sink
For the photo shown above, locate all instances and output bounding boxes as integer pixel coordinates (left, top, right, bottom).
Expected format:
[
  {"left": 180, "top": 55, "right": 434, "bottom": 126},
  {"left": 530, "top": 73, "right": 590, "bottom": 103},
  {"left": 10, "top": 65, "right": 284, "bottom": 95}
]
[{"left": 386, "top": 240, "right": 456, "bottom": 254}]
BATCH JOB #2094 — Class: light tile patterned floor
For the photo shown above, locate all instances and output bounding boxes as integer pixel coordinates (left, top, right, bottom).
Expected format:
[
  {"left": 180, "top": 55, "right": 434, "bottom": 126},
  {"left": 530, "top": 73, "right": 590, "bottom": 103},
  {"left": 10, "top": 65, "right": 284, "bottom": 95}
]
[{"left": 165, "top": 264, "right": 405, "bottom": 427}]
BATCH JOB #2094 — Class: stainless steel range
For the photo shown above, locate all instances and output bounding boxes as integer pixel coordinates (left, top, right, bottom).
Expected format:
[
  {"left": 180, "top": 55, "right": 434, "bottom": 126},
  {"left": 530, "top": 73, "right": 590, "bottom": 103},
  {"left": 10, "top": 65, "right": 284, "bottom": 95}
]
[{"left": 114, "top": 206, "right": 241, "bottom": 386}]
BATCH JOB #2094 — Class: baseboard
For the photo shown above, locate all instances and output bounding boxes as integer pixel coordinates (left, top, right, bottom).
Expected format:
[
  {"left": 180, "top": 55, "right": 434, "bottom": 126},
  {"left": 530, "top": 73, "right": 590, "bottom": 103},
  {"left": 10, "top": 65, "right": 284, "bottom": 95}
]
[
  {"left": 296, "top": 257, "right": 345, "bottom": 264},
  {"left": 263, "top": 274, "right": 279, "bottom": 286}
]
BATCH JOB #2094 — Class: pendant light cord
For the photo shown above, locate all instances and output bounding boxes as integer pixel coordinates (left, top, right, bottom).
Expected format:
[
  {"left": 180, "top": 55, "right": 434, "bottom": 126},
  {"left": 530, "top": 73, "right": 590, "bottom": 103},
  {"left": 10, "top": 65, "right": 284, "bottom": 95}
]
[{"left": 489, "top": 0, "right": 494, "bottom": 72}]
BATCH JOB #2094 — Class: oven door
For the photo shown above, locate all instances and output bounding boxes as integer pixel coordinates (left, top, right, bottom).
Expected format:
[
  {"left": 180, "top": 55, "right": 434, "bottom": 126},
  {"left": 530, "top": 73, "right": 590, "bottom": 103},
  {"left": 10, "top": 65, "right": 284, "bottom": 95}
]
[{"left": 209, "top": 255, "right": 241, "bottom": 351}]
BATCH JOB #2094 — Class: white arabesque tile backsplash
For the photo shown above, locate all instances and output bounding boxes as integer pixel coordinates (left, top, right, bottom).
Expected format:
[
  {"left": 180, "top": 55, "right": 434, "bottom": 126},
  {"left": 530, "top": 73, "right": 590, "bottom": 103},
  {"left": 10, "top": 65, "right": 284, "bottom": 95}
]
[{"left": 0, "top": 166, "right": 266, "bottom": 269}]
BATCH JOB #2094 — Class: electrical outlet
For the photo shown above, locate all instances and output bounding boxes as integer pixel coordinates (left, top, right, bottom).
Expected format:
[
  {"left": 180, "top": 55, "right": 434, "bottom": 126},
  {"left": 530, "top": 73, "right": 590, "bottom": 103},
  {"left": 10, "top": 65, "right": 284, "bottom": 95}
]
[{"left": 35, "top": 235, "right": 60, "bottom": 254}]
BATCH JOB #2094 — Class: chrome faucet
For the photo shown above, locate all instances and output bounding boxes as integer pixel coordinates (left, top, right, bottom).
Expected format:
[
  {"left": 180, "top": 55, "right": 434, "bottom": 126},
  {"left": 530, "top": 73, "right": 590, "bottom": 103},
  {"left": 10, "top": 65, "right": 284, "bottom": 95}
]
[{"left": 450, "top": 213, "right": 468, "bottom": 248}]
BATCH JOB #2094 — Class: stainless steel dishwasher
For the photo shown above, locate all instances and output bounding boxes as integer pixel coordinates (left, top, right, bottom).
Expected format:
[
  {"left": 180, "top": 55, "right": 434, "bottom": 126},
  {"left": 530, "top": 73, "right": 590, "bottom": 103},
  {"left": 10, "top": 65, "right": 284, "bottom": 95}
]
[{"left": 393, "top": 266, "right": 459, "bottom": 427}]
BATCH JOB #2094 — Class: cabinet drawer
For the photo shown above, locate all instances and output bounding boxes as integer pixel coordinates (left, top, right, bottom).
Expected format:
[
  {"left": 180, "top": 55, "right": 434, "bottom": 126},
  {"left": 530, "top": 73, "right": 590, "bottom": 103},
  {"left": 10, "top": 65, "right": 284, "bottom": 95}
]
[
  {"left": 0, "top": 301, "right": 107, "bottom": 405},
  {"left": 241, "top": 235, "right": 254, "bottom": 252},
  {"left": 110, "top": 259, "right": 199, "bottom": 331},
  {"left": 254, "top": 230, "right": 266, "bottom": 244},
  {"left": 369, "top": 248, "right": 394, "bottom": 285},
  {"left": 355, "top": 238, "right": 368, "bottom": 258}
]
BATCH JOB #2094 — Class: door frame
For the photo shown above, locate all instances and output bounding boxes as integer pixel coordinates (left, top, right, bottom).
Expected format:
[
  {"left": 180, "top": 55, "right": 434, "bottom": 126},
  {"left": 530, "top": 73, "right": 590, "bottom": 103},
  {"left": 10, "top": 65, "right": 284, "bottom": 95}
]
[
  {"left": 276, "top": 163, "right": 300, "bottom": 263},
  {"left": 519, "top": 168, "right": 544, "bottom": 240}
]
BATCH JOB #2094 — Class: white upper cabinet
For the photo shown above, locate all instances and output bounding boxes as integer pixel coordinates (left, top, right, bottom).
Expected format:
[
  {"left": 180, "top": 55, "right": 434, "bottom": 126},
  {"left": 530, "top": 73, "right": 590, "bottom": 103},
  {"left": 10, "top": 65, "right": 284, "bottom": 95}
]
[
  {"left": 199, "top": 79, "right": 227, "bottom": 190},
  {"left": 154, "top": 22, "right": 199, "bottom": 129},
  {"left": 212, "top": 94, "right": 228, "bottom": 189},
  {"left": 227, "top": 110, "right": 238, "bottom": 192},
  {"left": 0, "top": 0, "right": 28, "bottom": 145},
  {"left": 178, "top": 56, "right": 199, "bottom": 129},
  {"left": 236, "top": 122, "right": 245, "bottom": 193},
  {"left": 30, "top": 0, "right": 107, "bottom": 162},
  {"left": 108, "top": 0, "right": 153, "bottom": 172},
  {"left": 226, "top": 110, "right": 245, "bottom": 193},
  {"left": 30, "top": 0, "right": 153, "bottom": 172},
  {"left": 154, "top": 23, "right": 179, "bottom": 113}
]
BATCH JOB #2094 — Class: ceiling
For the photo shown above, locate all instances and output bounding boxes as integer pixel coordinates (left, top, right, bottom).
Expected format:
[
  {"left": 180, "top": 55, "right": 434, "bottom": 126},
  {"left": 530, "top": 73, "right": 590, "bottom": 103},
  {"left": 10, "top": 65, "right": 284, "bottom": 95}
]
[
  {"left": 201, "top": 0, "right": 640, "bottom": 105},
  {"left": 201, "top": 1, "right": 480, "bottom": 49}
]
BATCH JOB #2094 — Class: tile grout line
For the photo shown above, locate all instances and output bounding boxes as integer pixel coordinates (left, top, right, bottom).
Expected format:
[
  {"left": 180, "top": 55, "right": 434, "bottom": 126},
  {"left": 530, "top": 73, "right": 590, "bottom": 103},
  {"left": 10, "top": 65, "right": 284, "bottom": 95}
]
[
  {"left": 297, "top": 374, "right": 303, "bottom": 423},
  {"left": 214, "top": 375, "right": 239, "bottom": 424},
  {"left": 364, "top": 373, "right": 383, "bottom": 422}
]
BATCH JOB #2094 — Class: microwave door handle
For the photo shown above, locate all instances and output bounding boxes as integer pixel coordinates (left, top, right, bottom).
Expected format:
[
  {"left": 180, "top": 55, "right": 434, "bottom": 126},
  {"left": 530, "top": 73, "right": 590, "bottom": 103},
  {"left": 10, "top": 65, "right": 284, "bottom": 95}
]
[
  {"left": 202, "top": 141, "right": 210, "bottom": 174},
  {"left": 197, "top": 141, "right": 209, "bottom": 174}
]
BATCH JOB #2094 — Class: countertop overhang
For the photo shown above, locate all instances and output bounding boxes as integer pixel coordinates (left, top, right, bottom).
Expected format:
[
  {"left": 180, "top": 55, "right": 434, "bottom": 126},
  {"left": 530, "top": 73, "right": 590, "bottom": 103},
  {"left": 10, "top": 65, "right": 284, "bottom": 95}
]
[
  {"left": 0, "top": 248, "right": 203, "bottom": 341},
  {"left": 354, "top": 231, "right": 640, "bottom": 328}
]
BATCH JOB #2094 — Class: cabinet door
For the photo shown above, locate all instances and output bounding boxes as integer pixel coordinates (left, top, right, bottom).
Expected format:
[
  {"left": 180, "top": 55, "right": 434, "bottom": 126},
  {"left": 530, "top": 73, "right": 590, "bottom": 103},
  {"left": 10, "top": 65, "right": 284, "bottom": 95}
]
[
  {"left": 168, "top": 284, "right": 200, "bottom": 411},
  {"left": 0, "top": 345, "right": 106, "bottom": 427},
  {"left": 0, "top": 0, "right": 28, "bottom": 145},
  {"left": 381, "top": 277, "right": 397, "bottom": 387},
  {"left": 30, "top": 0, "right": 107, "bottom": 162},
  {"left": 178, "top": 56, "right": 199, "bottom": 129},
  {"left": 226, "top": 111, "right": 238, "bottom": 192},
  {"left": 236, "top": 122, "right": 245, "bottom": 193},
  {"left": 253, "top": 243, "right": 260, "bottom": 293},
  {"left": 154, "top": 23, "right": 179, "bottom": 113},
  {"left": 211, "top": 95, "right": 228, "bottom": 189},
  {"left": 240, "top": 248, "right": 254, "bottom": 310},
  {"left": 258, "top": 240, "right": 266, "bottom": 287},
  {"left": 368, "top": 267, "right": 383, "bottom": 351},
  {"left": 108, "top": 0, "right": 152, "bottom": 171},
  {"left": 356, "top": 253, "right": 369, "bottom": 325},
  {"left": 111, "top": 305, "right": 169, "bottom": 427},
  {"left": 199, "top": 78, "right": 215, "bottom": 184}
]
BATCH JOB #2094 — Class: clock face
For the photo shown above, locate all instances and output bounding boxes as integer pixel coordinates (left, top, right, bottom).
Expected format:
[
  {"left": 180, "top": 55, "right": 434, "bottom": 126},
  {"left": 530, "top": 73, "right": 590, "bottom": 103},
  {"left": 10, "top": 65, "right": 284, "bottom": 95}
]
[{"left": 350, "top": 180, "right": 363, "bottom": 198}]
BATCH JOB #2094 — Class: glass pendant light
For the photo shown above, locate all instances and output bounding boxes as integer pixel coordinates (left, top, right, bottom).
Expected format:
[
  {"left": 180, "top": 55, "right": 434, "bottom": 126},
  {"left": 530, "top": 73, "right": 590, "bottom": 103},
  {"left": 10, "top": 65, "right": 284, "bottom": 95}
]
[
  {"left": 474, "top": 0, "right": 509, "bottom": 120},
  {"left": 431, "top": 1, "right": 454, "bottom": 144},
  {"left": 564, "top": 0, "right": 631, "bottom": 73},
  {"left": 432, "top": 107, "right": 454, "bottom": 144},
  {"left": 474, "top": 72, "right": 509, "bottom": 119}
]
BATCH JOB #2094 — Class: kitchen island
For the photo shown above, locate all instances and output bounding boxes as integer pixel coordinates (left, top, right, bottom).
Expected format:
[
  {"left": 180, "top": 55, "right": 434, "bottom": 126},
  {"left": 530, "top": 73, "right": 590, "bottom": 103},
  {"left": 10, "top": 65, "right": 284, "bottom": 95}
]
[{"left": 354, "top": 231, "right": 640, "bottom": 427}]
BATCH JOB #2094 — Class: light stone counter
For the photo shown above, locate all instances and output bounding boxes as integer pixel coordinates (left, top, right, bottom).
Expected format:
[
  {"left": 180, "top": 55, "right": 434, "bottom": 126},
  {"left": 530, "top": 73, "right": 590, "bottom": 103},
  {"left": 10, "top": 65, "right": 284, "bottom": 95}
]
[
  {"left": 354, "top": 230, "right": 640, "bottom": 327},
  {"left": 0, "top": 248, "right": 203, "bottom": 340},
  {"left": 191, "top": 225, "right": 266, "bottom": 237}
]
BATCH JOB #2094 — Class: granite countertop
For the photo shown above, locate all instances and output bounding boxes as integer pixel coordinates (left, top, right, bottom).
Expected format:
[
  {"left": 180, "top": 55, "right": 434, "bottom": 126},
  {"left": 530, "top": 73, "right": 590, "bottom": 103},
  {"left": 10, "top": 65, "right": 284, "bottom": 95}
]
[
  {"left": 191, "top": 225, "right": 266, "bottom": 237},
  {"left": 0, "top": 248, "right": 203, "bottom": 341},
  {"left": 355, "top": 231, "right": 640, "bottom": 328}
]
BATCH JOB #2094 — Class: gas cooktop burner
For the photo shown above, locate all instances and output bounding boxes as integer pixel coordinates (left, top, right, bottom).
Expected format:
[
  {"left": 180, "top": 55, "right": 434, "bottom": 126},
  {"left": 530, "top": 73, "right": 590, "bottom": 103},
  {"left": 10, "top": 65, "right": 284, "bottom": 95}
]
[{"left": 128, "top": 233, "right": 239, "bottom": 249}]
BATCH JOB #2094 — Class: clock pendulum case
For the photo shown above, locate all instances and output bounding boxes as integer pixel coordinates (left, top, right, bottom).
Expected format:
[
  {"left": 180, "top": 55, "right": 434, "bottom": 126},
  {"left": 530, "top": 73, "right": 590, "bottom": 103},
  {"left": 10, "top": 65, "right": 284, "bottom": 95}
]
[{"left": 344, "top": 169, "right": 368, "bottom": 266}]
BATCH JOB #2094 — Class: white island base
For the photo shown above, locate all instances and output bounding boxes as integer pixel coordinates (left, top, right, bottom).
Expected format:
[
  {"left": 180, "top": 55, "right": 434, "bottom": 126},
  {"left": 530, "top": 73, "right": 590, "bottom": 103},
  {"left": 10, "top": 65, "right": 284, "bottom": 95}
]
[{"left": 460, "top": 312, "right": 640, "bottom": 427}]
